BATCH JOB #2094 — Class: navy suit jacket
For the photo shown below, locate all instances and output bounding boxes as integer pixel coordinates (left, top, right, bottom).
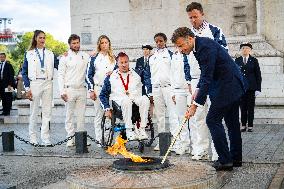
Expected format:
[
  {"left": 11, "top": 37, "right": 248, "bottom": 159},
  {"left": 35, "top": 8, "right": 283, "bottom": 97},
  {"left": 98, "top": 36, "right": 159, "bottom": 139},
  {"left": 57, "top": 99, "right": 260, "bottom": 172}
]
[
  {"left": 193, "top": 37, "right": 245, "bottom": 108},
  {"left": 135, "top": 56, "right": 150, "bottom": 95},
  {"left": 235, "top": 55, "right": 261, "bottom": 92},
  {"left": 0, "top": 61, "right": 15, "bottom": 90}
]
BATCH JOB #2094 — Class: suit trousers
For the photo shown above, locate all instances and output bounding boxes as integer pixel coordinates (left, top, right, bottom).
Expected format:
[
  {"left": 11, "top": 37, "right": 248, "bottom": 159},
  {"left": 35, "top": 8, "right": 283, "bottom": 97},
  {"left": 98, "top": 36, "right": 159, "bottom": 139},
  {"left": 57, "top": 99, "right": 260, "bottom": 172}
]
[
  {"left": 29, "top": 80, "right": 53, "bottom": 143},
  {"left": 206, "top": 100, "right": 242, "bottom": 164},
  {"left": 65, "top": 87, "right": 87, "bottom": 137},
  {"left": 0, "top": 89, "right": 13, "bottom": 114},
  {"left": 240, "top": 90, "right": 255, "bottom": 127}
]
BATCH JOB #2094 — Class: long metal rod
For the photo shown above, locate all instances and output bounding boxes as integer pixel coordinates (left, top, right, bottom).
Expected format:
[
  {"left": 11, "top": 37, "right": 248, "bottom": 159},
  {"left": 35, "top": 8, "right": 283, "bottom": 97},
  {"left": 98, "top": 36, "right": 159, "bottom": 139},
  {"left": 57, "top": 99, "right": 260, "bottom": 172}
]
[{"left": 161, "top": 116, "right": 189, "bottom": 164}]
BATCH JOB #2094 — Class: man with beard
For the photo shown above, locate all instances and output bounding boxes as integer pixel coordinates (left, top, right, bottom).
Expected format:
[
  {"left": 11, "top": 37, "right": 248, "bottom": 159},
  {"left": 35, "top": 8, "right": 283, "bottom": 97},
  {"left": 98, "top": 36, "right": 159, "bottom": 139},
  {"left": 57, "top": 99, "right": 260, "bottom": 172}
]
[
  {"left": 171, "top": 27, "right": 245, "bottom": 171},
  {"left": 58, "top": 34, "right": 90, "bottom": 147}
]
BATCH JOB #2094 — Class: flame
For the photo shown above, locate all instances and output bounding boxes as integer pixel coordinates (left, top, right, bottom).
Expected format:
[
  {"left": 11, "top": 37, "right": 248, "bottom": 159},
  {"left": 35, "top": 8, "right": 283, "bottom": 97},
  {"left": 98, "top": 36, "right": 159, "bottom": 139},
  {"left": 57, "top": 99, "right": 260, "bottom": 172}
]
[{"left": 106, "top": 135, "right": 150, "bottom": 163}]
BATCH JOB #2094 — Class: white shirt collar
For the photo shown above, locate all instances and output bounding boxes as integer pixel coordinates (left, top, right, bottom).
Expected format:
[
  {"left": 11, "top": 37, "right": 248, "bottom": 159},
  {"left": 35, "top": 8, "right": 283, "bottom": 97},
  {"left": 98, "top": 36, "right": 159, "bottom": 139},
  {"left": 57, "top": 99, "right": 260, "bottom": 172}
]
[{"left": 192, "top": 20, "right": 208, "bottom": 34}]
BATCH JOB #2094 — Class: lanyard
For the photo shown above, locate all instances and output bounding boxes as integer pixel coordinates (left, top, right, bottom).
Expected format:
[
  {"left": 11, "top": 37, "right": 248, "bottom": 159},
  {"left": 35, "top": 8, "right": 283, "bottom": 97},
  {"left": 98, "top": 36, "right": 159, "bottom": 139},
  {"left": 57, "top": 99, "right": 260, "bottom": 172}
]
[
  {"left": 119, "top": 73, "right": 130, "bottom": 95},
  {"left": 35, "top": 48, "right": 45, "bottom": 69}
]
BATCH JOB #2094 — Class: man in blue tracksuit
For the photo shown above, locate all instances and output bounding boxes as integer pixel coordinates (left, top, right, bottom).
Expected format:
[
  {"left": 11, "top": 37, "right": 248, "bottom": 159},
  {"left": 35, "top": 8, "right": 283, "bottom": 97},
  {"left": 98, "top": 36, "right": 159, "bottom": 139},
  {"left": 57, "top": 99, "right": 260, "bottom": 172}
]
[{"left": 171, "top": 27, "right": 245, "bottom": 171}]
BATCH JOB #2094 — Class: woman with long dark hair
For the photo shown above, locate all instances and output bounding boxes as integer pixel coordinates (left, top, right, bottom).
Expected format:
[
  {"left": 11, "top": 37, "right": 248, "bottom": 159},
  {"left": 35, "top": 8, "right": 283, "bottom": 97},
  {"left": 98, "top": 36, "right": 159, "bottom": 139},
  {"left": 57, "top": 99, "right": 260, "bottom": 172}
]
[
  {"left": 86, "top": 35, "right": 116, "bottom": 146},
  {"left": 22, "top": 30, "right": 55, "bottom": 145}
]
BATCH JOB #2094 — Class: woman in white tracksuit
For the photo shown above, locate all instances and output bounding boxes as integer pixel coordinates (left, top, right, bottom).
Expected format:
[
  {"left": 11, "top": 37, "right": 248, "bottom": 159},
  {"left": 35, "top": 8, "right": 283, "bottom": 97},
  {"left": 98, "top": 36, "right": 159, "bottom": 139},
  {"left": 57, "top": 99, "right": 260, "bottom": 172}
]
[
  {"left": 146, "top": 33, "right": 179, "bottom": 151},
  {"left": 86, "top": 35, "right": 116, "bottom": 145},
  {"left": 170, "top": 51, "right": 191, "bottom": 155},
  {"left": 22, "top": 30, "right": 55, "bottom": 145}
]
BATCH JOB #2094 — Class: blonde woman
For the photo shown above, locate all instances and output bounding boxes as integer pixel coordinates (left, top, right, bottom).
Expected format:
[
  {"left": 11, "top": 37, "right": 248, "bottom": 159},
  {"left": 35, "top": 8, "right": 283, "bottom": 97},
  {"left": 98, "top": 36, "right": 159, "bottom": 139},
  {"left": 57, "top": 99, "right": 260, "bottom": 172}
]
[{"left": 86, "top": 35, "right": 116, "bottom": 145}]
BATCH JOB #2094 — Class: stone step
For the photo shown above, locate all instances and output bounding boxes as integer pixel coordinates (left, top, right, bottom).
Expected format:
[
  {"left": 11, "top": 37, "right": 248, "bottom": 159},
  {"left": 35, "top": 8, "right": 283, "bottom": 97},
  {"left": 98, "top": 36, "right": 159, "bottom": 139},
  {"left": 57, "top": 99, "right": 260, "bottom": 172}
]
[
  {"left": 262, "top": 73, "right": 284, "bottom": 81},
  {"left": 3, "top": 105, "right": 284, "bottom": 125}
]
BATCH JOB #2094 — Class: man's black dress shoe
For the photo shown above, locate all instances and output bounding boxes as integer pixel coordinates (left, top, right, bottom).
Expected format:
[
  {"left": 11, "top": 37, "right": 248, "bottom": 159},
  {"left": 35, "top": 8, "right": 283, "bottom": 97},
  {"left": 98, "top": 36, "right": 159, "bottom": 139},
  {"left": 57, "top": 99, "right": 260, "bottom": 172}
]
[
  {"left": 233, "top": 161, "right": 242, "bottom": 167},
  {"left": 0, "top": 112, "right": 10, "bottom": 116},
  {"left": 212, "top": 161, "right": 233, "bottom": 171}
]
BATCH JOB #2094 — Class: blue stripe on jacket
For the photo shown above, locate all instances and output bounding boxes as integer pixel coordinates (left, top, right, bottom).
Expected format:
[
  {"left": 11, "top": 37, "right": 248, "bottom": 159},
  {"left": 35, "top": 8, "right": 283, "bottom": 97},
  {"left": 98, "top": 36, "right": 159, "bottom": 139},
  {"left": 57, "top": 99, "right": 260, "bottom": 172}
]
[
  {"left": 209, "top": 24, "right": 228, "bottom": 51},
  {"left": 21, "top": 52, "right": 30, "bottom": 88},
  {"left": 85, "top": 55, "right": 98, "bottom": 90},
  {"left": 99, "top": 75, "right": 111, "bottom": 110},
  {"left": 183, "top": 54, "right": 191, "bottom": 82}
]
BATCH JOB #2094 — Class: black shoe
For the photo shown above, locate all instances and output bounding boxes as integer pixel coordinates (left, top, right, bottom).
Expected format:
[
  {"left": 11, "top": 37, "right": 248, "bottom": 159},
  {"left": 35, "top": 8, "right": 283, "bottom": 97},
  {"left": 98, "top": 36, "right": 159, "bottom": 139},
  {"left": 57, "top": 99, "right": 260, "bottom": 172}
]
[
  {"left": 233, "top": 161, "right": 242, "bottom": 167},
  {"left": 247, "top": 127, "right": 253, "bottom": 132},
  {"left": 240, "top": 126, "right": 246, "bottom": 132},
  {"left": 212, "top": 161, "right": 233, "bottom": 171},
  {"left": 1, "top": 112, "right": 10, "bottom": 116}
]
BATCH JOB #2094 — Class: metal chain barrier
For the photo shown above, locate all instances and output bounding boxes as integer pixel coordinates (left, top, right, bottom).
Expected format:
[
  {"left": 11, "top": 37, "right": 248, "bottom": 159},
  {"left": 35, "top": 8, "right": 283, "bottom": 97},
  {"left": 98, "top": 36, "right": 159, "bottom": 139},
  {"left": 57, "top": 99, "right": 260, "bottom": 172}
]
[
  {"left": 87, "top": 134, "right": 103, "bottom": 146},
  {"left": 14, "top": 133, "right": 75, "bottom": 147}
]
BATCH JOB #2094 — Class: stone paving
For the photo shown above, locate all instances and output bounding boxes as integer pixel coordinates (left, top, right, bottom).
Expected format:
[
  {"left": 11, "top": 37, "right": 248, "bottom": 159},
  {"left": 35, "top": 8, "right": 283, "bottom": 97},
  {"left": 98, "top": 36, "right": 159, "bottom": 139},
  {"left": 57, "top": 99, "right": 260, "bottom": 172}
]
[{"left": 0, "top": 121, "right": 284, "bottom": 188}]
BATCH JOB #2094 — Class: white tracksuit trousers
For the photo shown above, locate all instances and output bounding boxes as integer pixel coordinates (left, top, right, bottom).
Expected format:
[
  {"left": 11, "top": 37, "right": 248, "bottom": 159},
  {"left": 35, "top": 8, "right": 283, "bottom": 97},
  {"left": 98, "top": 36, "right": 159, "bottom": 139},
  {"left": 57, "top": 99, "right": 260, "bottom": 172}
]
[
  {"left": 65, "top": 87, "right": 87, "bottom": 137},
  {"left": 120, "top": 96, "right": 150, "bottom": 129},
  {"left": 189, "top": 79, "right": 210, "bottom": 156},
  {"left": 172, "top": 89, "right": 190, "bottom": 149},
  {"left": 29, "top": 80, "right": 53, "bottom": 143},
  {"left": 153, "top": 86, "right": 179, "bottom": 134}
]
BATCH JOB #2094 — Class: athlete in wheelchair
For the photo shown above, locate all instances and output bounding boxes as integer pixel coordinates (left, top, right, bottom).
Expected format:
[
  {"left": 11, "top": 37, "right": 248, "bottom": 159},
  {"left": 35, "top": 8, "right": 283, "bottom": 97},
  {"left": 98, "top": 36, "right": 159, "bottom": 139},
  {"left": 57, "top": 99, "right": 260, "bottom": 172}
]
[{"left": 99, "top": 52, "right": 154, "bottom": 149}]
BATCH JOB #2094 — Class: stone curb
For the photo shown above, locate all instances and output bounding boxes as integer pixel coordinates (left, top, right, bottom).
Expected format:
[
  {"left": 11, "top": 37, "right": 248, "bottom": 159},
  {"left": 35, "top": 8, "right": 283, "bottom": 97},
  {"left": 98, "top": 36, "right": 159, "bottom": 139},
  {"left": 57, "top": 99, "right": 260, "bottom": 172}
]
[{"left": 269, "top": 163, "right": 284, "bottom": 189}]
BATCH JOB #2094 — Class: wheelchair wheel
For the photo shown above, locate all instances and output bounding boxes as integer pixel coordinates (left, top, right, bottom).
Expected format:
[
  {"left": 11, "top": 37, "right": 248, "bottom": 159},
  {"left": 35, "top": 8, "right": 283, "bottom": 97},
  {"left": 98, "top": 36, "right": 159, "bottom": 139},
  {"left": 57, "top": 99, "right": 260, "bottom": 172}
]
[
  {"left": 144, "top": 113, "right": 155, "bottom": 147},
  {"left": 101, "top": 115, "right": 114, "bottom": 148},
  {"left": 138, "top": 142, "right": 144, "bottom": 153}
]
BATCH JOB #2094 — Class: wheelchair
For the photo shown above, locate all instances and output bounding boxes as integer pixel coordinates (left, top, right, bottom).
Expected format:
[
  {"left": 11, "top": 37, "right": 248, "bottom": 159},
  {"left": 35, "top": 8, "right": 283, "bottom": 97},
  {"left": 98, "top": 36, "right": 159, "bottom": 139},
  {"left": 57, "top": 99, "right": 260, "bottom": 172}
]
[{"left": 101, "top": 100, "right": 155, "bottom": 153}]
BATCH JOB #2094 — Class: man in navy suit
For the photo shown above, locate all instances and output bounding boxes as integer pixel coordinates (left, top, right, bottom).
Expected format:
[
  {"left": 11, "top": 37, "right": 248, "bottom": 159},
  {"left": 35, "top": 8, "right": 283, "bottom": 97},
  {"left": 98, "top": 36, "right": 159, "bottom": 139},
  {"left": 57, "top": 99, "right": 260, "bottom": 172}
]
[
  {"left": 0, "top": 52, "right": 15, "bottom": 116},
  {"left": 135, "top": 44, "right": 153, "bottom": 95},
  {"left": 235, "top": 43, "right": 262, "bottom": 132},
  {"left": 171, "top": 27, "right": 245, "bottom": 171}
]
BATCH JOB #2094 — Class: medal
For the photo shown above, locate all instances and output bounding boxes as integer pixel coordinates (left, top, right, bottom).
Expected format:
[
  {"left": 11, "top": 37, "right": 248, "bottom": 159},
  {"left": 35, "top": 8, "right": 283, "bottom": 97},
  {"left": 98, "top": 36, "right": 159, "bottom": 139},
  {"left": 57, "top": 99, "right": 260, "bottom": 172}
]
[
  {"left": 119, "top": 73, "right": 130, "bottom": 96},
  {"left": 35, "top": 48, "right": 45, "bottom": 71},
  {"left": 40, "top": 68, "right": 45, "bottom": 74}
]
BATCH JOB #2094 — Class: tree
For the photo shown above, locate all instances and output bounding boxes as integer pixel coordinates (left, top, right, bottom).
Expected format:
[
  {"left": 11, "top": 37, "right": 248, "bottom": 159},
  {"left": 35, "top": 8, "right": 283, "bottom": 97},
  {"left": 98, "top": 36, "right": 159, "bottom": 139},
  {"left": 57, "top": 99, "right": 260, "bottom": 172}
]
[{"left": 10, "top": 32, "right": 68, "bottom": 73}]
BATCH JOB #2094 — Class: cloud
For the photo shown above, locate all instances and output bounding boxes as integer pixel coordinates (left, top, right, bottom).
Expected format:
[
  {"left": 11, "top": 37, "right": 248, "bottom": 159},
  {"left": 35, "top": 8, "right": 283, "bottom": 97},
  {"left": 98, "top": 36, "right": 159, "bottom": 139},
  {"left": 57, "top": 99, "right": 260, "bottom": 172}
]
[{"left": 0, "top": 0, "right": 70, "bottom": 42}]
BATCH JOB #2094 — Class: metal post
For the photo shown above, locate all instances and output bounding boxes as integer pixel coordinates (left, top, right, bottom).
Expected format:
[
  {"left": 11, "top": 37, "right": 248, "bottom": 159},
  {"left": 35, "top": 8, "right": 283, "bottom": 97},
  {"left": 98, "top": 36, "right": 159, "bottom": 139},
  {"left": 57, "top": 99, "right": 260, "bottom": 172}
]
[
  {"left": 2, "top": 131, "right": 15, "bottom": 152},
  {"left": 75, "top": 131, "right": 88, "bottom": 154},
  {"left": 159, "top": 132, "right": 171, "bottom": 156}
]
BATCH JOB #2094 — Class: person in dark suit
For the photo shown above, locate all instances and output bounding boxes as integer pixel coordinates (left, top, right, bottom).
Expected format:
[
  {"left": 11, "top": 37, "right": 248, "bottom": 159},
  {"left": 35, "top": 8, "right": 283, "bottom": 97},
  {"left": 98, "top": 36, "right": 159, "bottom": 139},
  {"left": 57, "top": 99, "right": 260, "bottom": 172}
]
[
  {"left": 135, "top": 44, "right": 153, "bottom": 95},
  {"left": 171, "top": 27, "right": 245, "bottom": 171},
  {"left": 0, "top": 52, "right": 15, "bottom": 116},
  {"left": 235, "top": 43, "right": 262, "bottom": 132}
]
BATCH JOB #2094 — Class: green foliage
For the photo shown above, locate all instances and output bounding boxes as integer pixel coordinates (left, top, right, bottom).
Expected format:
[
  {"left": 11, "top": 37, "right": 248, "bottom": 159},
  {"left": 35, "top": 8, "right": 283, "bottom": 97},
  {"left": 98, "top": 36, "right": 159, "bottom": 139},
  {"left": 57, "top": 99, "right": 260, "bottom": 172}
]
[{"left": 6, "top": 32, "right": 68, "bottom": 74}]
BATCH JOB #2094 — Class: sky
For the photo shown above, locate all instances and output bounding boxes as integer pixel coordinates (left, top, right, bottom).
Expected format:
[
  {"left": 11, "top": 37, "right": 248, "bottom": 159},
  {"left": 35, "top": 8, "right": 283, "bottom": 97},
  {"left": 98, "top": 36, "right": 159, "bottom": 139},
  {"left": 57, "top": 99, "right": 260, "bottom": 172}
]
[{"left": 0, "top": 0, "right": 71, "bottom": 42}]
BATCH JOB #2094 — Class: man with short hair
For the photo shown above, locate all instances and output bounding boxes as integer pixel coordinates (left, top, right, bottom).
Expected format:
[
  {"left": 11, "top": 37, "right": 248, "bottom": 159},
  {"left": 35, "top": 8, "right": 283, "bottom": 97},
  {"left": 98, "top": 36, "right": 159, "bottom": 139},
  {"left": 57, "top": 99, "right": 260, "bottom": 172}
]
[
  {"left": 185, "top": 2, "right": 228, "bottom": 161},
  {"left": 0, "top": 52, "right": 15, "bottom": 116},
  {"left": 58, "top": 34, "right": 90, "bottom": 147},
  {"left": 171, "top": 27, "right": 245, "bottom": 171},
  {"left": 100, "top": 52, "right": 150, "bottom": 141}
]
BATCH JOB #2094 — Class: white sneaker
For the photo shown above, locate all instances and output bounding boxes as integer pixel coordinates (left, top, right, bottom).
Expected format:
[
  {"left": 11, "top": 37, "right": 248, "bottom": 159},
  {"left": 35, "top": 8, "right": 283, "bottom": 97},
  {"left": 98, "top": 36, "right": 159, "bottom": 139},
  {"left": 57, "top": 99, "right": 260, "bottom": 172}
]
[
  {"left": 138, "top": 129, "right": 148, "bottom": 140},
  {"left": 30, "top": 137, "right": 38, "bottom": 145},
  {"left": 66, "top": 138, "right": 75, "bottom": 147},
  {"left": 126, "top": 129, "right": 138, "bottom": 141},
  {"left": 87, "top": 140, "right": 91, "bottom": 146},
  {"left": 41, "top": 139, "right": 52, "bottom": 146},
  {"left": 154, "top": 144, "right": 160, "bottom": 151},
  {"left": 174, "top": 147, "right": 190, "bottom": 155}
]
